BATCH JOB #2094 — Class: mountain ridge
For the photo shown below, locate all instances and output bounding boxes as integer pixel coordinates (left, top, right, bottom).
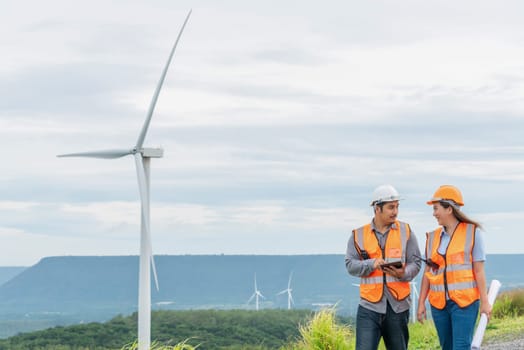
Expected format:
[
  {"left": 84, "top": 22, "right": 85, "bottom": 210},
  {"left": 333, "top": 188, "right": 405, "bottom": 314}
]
[{"left": 0, "top": 254, "right": 358, "bottom": 317}]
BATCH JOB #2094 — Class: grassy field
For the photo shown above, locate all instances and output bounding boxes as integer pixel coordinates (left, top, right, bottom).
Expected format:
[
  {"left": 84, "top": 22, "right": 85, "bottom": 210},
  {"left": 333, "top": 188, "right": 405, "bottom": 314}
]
[
  {"left": 483, "top": 288, "right": 524, "bottom": 344},
  {"left": 282, "top": 288, "right": 524, "bottom": 350},
  {"left": 279, "top": 310, "right": 524, "bottom": 350}
]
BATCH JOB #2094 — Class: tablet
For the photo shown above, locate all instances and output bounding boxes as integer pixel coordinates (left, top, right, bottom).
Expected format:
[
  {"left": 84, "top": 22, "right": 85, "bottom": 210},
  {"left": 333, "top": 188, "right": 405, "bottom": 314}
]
[{"left": 380, "top": 261, "right": 402, "bottom": 269}]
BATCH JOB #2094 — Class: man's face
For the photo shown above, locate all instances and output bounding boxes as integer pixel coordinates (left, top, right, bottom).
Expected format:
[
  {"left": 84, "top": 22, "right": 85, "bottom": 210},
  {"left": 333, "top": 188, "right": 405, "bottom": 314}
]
[{"left": 376, "top": 201, "right": 399, "bottom": 225}]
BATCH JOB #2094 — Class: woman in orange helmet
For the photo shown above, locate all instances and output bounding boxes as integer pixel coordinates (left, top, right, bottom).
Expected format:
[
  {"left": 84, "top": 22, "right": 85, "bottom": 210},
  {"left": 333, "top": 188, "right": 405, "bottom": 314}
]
[{"left": 416, "top": 185, "right": 491, "bottom": 350}]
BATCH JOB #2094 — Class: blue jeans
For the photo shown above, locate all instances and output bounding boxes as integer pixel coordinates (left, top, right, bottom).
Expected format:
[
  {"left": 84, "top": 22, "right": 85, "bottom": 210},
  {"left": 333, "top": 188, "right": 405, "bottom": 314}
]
[
  {"left": 356, "top": 303, "right": 409, "bottom": 350},
  {"left": 431, "top": 299, "right": 479, "bottom": 350}
]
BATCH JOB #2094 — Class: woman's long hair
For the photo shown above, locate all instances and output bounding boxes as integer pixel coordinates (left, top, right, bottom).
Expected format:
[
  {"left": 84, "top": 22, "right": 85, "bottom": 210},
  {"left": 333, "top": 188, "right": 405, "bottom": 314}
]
[{"left": 440, "top": 201, "right": 483, "bottom": 230}]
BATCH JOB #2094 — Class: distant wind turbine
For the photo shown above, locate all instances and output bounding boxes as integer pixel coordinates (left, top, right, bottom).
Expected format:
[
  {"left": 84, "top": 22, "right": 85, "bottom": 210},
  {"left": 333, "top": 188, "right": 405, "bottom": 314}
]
[
  {"left": 247, "top": 274, "right": 265, "bottom": 311},
  {"left": 277, "top": 271, "right": 294, "bottom": 310},
  {"left": 57, "top": 10, "right": 192, "bottom": 350}
]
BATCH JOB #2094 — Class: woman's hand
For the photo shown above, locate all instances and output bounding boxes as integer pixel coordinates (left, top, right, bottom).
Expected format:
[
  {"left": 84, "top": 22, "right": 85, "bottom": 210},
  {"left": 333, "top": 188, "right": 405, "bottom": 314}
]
[
  {"left": 417, "top": 303, "right": 427, "bottom": 324},
  {"left": 481, "top": 301, "right": 492, "bottom": 320}
]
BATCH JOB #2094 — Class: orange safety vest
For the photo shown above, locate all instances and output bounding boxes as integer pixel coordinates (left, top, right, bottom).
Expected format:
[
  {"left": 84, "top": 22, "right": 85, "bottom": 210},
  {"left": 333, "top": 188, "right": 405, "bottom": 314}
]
[
  {"left": 425, "top": 222, "right": 480, "bottom": 309},
  {"left": 353, "top": 221, "right": 411, "bottom": 303}
]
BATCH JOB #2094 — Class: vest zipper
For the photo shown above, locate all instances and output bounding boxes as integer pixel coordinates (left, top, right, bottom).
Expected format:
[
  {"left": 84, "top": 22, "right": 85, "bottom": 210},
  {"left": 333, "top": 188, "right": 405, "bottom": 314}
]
[
  {"left": 381, "top": 244, "right": 387, "bottom": 288},
  {"left": 440, "top": 252, "right": 448, "bottom": 297}
]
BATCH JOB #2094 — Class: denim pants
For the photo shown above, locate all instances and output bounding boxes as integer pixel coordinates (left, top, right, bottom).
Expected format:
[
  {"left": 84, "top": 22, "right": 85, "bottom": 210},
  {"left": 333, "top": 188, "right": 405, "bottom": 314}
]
[
  {"left": 356, "top": 303, "right": 410, "bottom": 350},
  {"left": 431, "top": 299, "right": 479, "bottom": 350}
]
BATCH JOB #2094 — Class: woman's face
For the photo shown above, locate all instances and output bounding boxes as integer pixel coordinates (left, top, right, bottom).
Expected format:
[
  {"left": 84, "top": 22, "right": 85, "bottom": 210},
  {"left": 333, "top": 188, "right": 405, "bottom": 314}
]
[{"left": 432, "top": 202, "right": 452, "bottom": 226}]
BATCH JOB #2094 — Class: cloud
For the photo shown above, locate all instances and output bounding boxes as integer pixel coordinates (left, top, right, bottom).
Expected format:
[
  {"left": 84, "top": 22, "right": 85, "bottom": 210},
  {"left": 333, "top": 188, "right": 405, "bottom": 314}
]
[{"left": 2, "top": 0, "right": 524, "bottom": 264}]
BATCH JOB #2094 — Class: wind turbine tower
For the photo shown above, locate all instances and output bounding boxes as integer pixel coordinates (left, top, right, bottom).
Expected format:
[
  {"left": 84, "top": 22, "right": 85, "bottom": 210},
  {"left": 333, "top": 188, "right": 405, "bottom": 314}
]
[
  {"left": 410, "top": 281, "right": 420, "bottom": 324},
  {"left": 247, "top": 274, "right": 265, "bottom": 311},
  {"left": 277, "top": 271, "right": 294, "bottom": 310},
  {"left": 57, "top": 10, "right": 191, "bottom": 350}
]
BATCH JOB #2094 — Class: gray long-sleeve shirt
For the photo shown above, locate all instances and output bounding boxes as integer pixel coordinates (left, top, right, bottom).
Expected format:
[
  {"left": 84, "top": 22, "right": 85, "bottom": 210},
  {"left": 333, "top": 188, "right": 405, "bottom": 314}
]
[{"left": 345, "top": 220, "right": 421, "bottom": 314}]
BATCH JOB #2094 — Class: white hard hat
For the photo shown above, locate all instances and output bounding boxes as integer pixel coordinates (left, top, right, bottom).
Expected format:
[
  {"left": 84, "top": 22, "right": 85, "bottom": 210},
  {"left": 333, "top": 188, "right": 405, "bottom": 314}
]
[{"left": 371, "top": 184, "right": 401, "bottom": 206}]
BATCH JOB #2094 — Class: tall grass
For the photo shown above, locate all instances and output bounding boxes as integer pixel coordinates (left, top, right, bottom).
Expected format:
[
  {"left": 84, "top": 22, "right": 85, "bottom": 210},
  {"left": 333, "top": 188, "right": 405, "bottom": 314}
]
[
  {"left": 492, "top": 288, "right": 524, "bottom": 319},
  {"left": 121, "top": 339, "right": 198, "bottom": 350},
  {"left": 281, "top": 290, "right": 524, "bottom": 349},
  {"left": 282, "top": 308, "right": 353, "bottom": 350},
  {"left": 281, "top": 307, "right": 442, "bottom": 350}
]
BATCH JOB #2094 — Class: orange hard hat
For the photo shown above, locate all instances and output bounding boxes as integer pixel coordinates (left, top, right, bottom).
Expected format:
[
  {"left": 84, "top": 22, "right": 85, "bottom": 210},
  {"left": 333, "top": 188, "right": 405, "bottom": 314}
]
[{"left": 426, "top": 185, "right": 464, "bottom": 206}]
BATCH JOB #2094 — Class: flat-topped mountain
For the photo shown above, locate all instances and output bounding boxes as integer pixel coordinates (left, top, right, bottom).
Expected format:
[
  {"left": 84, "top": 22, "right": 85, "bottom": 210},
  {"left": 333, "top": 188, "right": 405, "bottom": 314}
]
[{"left": 0, "top": 255, "right": 359, "bottom": 318}]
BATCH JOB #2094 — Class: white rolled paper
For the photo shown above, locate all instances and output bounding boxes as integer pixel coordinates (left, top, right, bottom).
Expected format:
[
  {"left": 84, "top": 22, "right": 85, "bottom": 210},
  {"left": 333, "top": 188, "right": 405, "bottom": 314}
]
[{"left": 471, "top": 279, "right": 502, "bottom": 350}]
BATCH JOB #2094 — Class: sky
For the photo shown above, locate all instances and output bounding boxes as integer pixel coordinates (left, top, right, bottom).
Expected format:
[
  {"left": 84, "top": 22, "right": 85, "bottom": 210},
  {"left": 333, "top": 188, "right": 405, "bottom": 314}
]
[{"left": 1, "top": 0, "right": 524, "bottom": 266}]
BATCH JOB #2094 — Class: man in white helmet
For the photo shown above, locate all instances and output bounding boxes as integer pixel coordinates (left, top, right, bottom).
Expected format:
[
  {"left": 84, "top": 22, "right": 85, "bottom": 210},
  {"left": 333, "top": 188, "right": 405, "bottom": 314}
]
[{"left": 345, "top": 185, "right": 421, "bottom": 350}]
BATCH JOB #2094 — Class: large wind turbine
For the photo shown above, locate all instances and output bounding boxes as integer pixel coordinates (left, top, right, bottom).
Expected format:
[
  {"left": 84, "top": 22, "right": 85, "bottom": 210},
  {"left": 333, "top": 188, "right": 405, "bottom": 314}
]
[
  {"left": 247, "top": 274, "right": 265, "bottom": 311},
  {"left": 277, "top": 271, "right": 294, "bottom": 310},
  {"left": 57, "top": 10, "right": 191, "bottom": 350}
]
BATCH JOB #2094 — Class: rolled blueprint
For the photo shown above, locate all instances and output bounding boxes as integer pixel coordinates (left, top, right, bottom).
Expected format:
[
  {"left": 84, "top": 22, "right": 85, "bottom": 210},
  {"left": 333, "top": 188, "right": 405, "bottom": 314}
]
[{"left": 471, "top": 279, "right": 502, "bottom": 350}]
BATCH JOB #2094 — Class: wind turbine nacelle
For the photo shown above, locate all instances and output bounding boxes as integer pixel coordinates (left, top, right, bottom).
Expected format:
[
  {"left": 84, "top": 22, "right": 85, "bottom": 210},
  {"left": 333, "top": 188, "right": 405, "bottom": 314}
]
[{"left": 141, "top": 148, "right": 164, "bottom": 158}]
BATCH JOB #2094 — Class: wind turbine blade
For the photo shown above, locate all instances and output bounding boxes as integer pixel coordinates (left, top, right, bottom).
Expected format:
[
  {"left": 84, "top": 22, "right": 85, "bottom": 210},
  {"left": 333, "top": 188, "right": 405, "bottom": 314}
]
[
  {"left": 247, "top": 293, "right": 256, "bottom": 304},
  {"left": 135, "top": 9, "right": 192, "bottom": 150},
  {"left": 411, "top": 282, "right": 419, "bottom": 298},
  {"left": 288, "top": 271, "right": 293, "bottom": 289},
  {"left": 57, "top": 149, "right": 133, "bottom": 159},
  {"left": 289, "top": 293, "right": 294, "bottom": 305},
  {"left": 276, "top": 289, "right": 287, "bottom": 295},
  {"left": 150, "top": 254, "right": 159, "bottom": 291},
  {"left": 258, "top": 292, "right": 265, "bottom": 299},
  {"left": 134, "top": 153, "right": 159, "bottom": 291}
]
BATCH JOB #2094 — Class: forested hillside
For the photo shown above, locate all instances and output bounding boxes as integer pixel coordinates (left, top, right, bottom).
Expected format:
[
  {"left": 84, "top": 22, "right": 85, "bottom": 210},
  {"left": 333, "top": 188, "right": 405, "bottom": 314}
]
[{"left": 0, "top": 309, "right": 342, "bottom": 350}]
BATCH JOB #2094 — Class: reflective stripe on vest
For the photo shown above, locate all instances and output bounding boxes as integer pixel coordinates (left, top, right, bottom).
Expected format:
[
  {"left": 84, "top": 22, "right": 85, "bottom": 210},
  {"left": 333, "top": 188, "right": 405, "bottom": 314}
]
[
  {"left": 425, "top": 223, "right": 480, "bottom": 309},
  {"left": 354, "top": 221, "right": 411, "bottom": 303},
  {"left": 429, "top": 281, "right": 478, "bottom": 292}
]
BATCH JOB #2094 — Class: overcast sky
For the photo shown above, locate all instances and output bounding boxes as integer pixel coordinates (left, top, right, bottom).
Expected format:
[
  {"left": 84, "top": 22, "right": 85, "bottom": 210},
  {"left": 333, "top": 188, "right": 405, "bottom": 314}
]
[{"left": 1, "top": 0, "right": 524, "bottom": 266}]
